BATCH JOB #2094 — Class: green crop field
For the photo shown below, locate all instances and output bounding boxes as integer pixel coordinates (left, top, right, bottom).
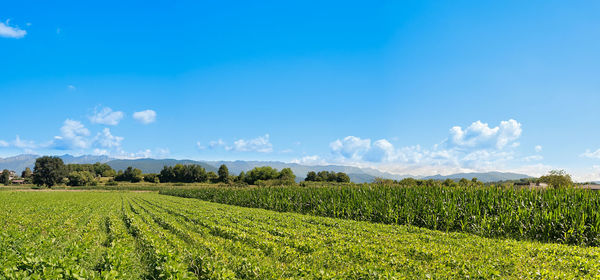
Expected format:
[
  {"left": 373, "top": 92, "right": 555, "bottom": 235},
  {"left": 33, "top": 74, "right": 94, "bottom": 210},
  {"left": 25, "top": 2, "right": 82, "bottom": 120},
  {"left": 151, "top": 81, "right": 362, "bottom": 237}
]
[
  {"left": 2, "top": 191, "right": 600, "bottom": 279},
  {"left": 161, "top": 185, "right": 600, "bottom": 246}
]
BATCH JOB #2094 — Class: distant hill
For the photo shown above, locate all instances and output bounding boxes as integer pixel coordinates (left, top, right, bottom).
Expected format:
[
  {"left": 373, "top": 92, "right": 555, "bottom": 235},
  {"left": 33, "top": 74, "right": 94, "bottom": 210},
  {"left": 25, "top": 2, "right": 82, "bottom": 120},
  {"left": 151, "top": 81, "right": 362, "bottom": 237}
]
[
  {"left": 106, "top": 158, "right": 217, "bottom": 174},
  {"left": 0, "top": 154, "right": 113, "bottom": 173},
  {"left": 0, "top": 154, "right": 531, "bottom": 183},
  {"left": 423, "top": 172, "right": 531, "bottom": 182}
]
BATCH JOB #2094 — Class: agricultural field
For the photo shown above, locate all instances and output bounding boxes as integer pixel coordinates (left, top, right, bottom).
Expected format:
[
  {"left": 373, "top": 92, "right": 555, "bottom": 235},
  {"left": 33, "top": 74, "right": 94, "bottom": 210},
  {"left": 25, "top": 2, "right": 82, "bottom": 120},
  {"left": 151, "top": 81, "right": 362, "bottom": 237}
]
[
  {"left": 161, "top": 185, "right": 600, "bottom": 246},
  {"left": 2, "top": 191, "right": 600, "bottom": 279}
]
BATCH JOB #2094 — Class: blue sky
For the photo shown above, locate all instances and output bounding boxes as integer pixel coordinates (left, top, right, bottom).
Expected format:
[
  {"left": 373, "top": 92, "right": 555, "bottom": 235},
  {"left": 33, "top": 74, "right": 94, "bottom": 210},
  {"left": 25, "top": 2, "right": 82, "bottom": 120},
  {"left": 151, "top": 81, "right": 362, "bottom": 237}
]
[{"left": 2, "top": 1, "right": 600, "bottom": 180}]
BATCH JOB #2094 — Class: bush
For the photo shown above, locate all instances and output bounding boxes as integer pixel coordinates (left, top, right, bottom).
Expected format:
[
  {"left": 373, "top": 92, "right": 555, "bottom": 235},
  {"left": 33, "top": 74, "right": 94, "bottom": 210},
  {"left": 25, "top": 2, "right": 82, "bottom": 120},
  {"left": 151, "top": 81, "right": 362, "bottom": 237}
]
[
  {"left": 143, "top": 173, "right": 160, "bottom": 183},
  {"left": 105, "top": 181, "right": 118, "bottom": 186},
  {"left": 115, "top": 167, "right": 143, "bottom": 183},
  {"left": 67, "top": 171, "right": 96, "bottom": 186}
]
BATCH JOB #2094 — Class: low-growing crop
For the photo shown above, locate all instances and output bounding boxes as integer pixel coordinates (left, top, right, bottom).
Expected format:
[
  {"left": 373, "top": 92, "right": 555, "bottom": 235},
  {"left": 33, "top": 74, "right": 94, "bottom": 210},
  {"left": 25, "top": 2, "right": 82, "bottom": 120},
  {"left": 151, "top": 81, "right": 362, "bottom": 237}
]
[{"left": 4, "top": 191, "right": 600, "bottom": 279}]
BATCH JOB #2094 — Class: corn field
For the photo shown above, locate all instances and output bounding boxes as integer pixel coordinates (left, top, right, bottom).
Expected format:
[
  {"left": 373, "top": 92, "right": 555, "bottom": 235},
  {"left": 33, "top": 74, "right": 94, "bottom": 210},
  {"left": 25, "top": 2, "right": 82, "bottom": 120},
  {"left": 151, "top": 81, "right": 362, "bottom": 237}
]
[{"left": 161, "top": 185, "right": 600, "bottom": 246}]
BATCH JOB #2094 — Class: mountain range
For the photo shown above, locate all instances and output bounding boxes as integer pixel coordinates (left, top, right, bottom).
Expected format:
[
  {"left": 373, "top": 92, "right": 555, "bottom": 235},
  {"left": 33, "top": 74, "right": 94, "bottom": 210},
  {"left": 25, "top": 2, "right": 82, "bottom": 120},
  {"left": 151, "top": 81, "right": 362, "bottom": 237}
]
[{"left": 0, "top": 154, "right": 531, "bottom": 183}]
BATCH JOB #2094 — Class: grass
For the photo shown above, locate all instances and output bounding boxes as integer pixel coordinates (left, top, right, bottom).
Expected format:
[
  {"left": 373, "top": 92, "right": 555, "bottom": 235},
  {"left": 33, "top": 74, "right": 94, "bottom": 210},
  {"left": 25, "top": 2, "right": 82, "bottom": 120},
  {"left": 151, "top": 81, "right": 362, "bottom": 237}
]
[{"left": 2, "top": 190, "right": 600, "bottom": 279}]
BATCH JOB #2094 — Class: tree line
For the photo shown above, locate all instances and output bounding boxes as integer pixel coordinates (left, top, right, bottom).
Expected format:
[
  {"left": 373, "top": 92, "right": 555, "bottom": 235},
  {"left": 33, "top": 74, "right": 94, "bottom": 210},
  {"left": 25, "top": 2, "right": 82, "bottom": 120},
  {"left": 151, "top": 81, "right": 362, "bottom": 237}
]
[
  {"left": 304, "top": 171, "right": 350, "bottom": 183},
  {"left": 10, "top": 156, "right": 357, "bottom": 187}
]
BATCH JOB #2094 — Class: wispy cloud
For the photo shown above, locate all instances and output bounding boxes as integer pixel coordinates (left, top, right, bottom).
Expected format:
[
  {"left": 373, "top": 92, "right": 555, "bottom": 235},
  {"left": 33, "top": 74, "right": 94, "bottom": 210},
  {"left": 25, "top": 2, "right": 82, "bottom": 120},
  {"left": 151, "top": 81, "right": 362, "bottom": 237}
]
[
  {"left": 90, "top": 107, "right": 124, "bottom": 126},
  {"left": 581, "top": 149, "right": 600, "bottom": 159},
  {"left": 0, "top": 20, "right": 27, "bottom": 39},
  {"left": 94, "top": 128, "right": 124, "bottom": 148},
  {"left": 133, "top": 110, "right": 157, "bottom": 124},
  {"left": 202, "top": 134, "right": 274, "bottom": 153}
]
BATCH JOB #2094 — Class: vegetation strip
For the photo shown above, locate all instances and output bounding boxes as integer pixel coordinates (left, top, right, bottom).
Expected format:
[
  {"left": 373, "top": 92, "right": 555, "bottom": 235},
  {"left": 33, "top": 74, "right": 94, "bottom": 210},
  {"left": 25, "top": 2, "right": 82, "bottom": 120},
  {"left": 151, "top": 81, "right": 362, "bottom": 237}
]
[
  {"left": 160, "top": 185, "right": 600, "bottom": 246},
  {"left": 2, "top": 191, "right": 600, "bottom": 278}
]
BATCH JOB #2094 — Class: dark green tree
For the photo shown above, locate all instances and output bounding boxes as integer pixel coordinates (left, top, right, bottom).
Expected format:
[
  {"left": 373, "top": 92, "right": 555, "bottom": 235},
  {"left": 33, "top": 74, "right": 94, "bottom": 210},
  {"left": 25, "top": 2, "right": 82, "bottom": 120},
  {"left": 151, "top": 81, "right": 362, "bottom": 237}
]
[
  {"left": 245, "top": 166, "right": 280, "bottom": 185},
  {"left": 539, "top": 170, "right": 573, "bottom": 188},
  {"left": 218, "top": 164, "right": 230, "bottom": 183},
  {"left": 399, "top": 177, "right": 417, "bottom": 186},
  {"left": 305, "top": 171, "right": 317, "bottom": 181},
  {"left": 0, "top": 169, "right": 10, "bottom": 185},
  {"left": 33, "top": 156, "right": 67, "bottom": 187},
  {"left": 21, "top": 167, "right": 33, "bottom": 179},
  {"left": 336, "top": 172, "right": 350, "bottom": 183},
  {"left": 207, "top": 171, "right": 218, "bottom": 183},
  {"left": 67, "top": 171, "right": 96, "bottom": 186},
  {"left": 237, "top": 171, "right": 246, "bottom": 183},
  {"left": 143, "top": 173, "right": 160, "bottom": 183},
  {"left": 279, "top": 168, "right": 296, "bottom": 182},
  {"left": 115, "top": 167, "right": 143, "bottom": 182}
]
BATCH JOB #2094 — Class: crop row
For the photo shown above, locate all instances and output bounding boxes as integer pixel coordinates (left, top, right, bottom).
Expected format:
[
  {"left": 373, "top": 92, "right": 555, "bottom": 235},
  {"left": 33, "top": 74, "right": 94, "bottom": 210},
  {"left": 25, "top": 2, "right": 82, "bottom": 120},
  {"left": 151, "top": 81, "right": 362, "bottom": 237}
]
[{"left": 160, "top": 185, "right": 600, "bottom": 246}]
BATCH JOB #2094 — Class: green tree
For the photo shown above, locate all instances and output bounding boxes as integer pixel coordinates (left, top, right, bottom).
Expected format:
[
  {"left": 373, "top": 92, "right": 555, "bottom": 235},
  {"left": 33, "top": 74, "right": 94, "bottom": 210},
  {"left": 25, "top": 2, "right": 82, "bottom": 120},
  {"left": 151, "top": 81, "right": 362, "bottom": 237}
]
[
  {"left": 237, "top": 171, "right": 246, "bottom": 183},
  {"left": 21, "top": 167, "right": 33, "bottom": 179},
  {"left": 218, "top": 164, "right": 230, "bottom": 183},
  {"left": 0, "top": 169, "right": 10, "bottom": 185},
  {"left": 399, "top": 177, "right": 417, "bottom": 186},
  {"left": 443, "top": 178, "right": 455, "bottom": 187},
  {"left": 33, "top": 156, "right": 67, "bottom": 187},
  {"left": 279, "top": 168, "right": 296, "bottom": 182},
  {"left": 305, "top": 171, "right": 317, "bottom": 181},
  {"left": 245, "top": 166, "right": 280, "bottom": 185},
  {"left": 115, "top": 167, "right": 143, "bottom": 183},
  {"left": 207, "top": 171, "right": 218, "bottom": 183},
  {"left": 336, "top": 172, "right": 350, "bottom": 183},
  {"left": 539, "top": 170, "right": 573, "bottom": 188},
  {"left": 67, "top": 171, "right": 96, "bottom": 186},
  {"left": 459, "top": 178, "right": 469, "bottom": 186},
  {"left": 143, "top": 173, "right": 160, "bottom": 183}
]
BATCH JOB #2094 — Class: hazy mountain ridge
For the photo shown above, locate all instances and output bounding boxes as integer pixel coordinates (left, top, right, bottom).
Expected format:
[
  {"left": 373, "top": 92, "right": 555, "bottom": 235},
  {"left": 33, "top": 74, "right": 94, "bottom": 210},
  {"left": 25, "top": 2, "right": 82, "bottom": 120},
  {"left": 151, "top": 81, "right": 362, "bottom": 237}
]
[
  {"left": 0, "top": 154, "right": 531, "bottom": 183},
  {"left": 423, "top": 172, "right": 532, "bottom": 182}
]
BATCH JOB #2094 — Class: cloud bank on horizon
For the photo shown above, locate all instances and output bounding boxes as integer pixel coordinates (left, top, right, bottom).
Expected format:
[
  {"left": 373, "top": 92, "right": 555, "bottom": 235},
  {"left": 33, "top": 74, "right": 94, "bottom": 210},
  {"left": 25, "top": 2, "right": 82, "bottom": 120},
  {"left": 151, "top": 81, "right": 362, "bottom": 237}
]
[{"left": 0, "top": 111, "right": 597, "bottom": 181}]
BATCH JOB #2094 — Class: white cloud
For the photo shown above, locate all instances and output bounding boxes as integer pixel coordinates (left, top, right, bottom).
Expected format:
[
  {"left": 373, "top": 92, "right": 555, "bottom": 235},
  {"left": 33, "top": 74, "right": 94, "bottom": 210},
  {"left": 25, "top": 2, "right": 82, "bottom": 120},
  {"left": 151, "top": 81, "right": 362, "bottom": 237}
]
[
  {"left": 209, "top": 139, "right": 226, "bottom": 149},
  {"left": 330, "top": 136, "right": 371, "bottom": 160},
  {"left": 53, "top": 119, "right": 91, "bottom": 149},
  {"left": 92, "top": 148, "right": 109, "bottom": 156},
  {"left": 94, "top": 128, "right": 124, "bottom": 148},
  {"left": 13, "top": 135, "right": 37, "bottom": 149},
  {"left": 581, "top": 149, "right": 600, "bottom": 159},
  {"left": 448, "top": 119, "right": 521, "bottom": 150},
  {"left": 133, "top": 110, "right": 156, "bottom": 124},
  {"left": 322, "top": 119, "right": 526, "bottom": 176},
  {"left": 535, "top": 145, "right": 542, "bottom": 153},
  {"left": 291, "top": 155, "right": 328, "bottom": 165},
  {"left": 523, "top": 155, "right": 543, "bottom": 162},
  {"left": 204, "top": 135, "right": 274, "bottom": 153},
  {"left": 67, "top": 85, "right": 76, "bottom": 91},
  {"left": 0, "top": 140, "right": 8, "bottom": 147},
  {"left": 232, "top": 134, "right": 273, "bottom": 153},
  {"left": 90, "top": 107, "right": 124, "bottom": 126},
  {"left": 364, "top": 139, "right": 395, "bottom": 162},
  {"left": 0, "top": 20, "right": 26, "bottom": 39}
]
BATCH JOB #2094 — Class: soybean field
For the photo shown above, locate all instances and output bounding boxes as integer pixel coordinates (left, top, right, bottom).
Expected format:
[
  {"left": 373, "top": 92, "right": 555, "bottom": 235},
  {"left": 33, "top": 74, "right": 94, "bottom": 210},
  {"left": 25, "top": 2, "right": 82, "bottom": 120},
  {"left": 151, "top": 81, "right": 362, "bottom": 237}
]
[{"left": 2, "top": 191, "right": 600, "bottom": 279}]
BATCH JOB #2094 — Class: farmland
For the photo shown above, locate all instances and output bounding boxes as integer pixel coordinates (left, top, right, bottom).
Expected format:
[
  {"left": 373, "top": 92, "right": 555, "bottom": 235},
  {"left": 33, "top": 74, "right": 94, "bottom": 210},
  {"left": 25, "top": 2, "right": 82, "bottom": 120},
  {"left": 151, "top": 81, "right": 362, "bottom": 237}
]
[
  {"left": 2, "top": 191, "right": 600, "bottom": 279},
  {"left": 161, "top": 185, "right": 600, "bottom": 246}
]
